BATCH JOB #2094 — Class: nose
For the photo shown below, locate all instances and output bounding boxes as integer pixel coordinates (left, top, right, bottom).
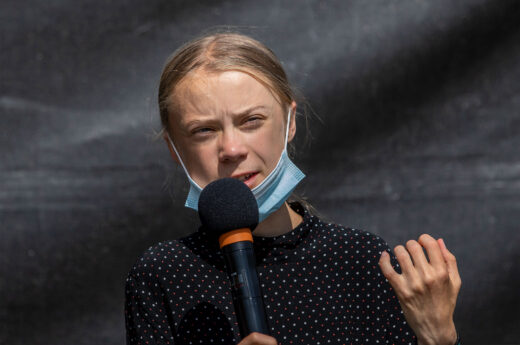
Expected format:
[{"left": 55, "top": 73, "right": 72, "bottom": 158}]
[{"left": 218, "top": 129, "right": 248, "bottom": 162}]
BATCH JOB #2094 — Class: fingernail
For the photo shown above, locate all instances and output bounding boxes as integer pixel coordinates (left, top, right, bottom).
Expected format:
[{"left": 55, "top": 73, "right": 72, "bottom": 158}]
[{"left": 440, "top": 238, "right": 446, "bottom": 249}]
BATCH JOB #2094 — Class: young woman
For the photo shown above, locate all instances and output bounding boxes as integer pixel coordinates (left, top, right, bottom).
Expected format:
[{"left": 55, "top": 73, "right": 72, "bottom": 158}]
[{"left": 125, "top": 32, "right": 461, "bottom": 345}]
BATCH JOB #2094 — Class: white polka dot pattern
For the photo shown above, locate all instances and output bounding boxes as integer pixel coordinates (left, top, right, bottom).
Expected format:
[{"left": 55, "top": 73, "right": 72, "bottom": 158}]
[{"left": 125, "top": 203, "right": 417, "bottom": 344}]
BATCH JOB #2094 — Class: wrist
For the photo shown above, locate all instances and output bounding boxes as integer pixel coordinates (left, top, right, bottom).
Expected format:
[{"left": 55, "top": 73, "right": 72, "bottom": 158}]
[
  {"left": 417, "top": 321, "right": 457, "bottom": 345},
  {"left": 453, "top": 334, "right": 461, "bottom": 345},
  {"left": 443, "top": 322, "right": 458, "bottom": 345}
]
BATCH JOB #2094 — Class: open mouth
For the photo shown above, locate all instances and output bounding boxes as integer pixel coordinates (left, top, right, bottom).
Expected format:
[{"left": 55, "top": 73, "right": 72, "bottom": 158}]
[
  {"left": 232, "top": 172, "right": 259, "bottom": 186},
  {"left": 236, "top": 172, "right": 256, "bottom": 182}
]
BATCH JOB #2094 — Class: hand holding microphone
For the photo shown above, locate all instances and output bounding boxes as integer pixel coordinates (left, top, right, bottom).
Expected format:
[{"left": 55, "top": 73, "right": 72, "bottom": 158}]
[
  {"left": 198, "top": 178, "right": 274, "bottom": 341},
  {"left": 237, "top": 332, "right": 279, "bottom": 345}
]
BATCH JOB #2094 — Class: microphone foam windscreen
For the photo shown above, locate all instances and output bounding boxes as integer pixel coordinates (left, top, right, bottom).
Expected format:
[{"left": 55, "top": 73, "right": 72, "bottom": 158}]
[{"left": 198, "top": 178, "right": 259, "bottom": 236}]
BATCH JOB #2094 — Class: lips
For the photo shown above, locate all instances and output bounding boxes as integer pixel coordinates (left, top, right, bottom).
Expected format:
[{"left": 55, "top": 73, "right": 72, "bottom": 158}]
[
  {"left": 236, "top": 173, "right": 255, "bottom": 182},
  {"left": 231, "top": 171, "right": 259, "bottom": 187}
]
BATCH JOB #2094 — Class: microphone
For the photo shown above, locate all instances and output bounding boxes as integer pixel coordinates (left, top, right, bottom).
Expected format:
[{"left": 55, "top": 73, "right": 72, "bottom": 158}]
[{"left": 198, "top": 178, "right": 270, "bottom": 338}]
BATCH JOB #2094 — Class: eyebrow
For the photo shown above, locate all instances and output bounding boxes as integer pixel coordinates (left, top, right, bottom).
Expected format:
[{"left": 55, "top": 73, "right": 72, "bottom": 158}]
[
  {"left": 183, "top": 105, "right": 269, "bottom": 128},
  {"left": 230, "top": 105, "right": 268, "bottom": 117}
]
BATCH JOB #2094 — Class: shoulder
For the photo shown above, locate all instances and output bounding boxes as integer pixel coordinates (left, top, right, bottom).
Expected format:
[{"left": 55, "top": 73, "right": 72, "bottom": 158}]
[
  {"left": 293, "top": 202, "right": 390, "bottom": 253},
  {"left": 125, "top": 230, "right": 225, "bottom": 285},
  {"left": 125, "top": 236, "right": 196, "bottom": 282},
  {"left": 311, "top": 217, "right": 391, "bottom": 256}
]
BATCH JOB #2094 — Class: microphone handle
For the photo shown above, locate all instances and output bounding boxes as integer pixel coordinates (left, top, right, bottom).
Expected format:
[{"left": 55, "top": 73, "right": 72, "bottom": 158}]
[{"left": 222, "top": 240, "right": 270, "bottom": 338}]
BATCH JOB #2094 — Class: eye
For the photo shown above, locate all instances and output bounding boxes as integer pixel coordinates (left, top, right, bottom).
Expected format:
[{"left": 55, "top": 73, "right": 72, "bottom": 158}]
[
  {"left": 191, "top": 127, "right": 215, "bottom": 137},
  {"left": 242, "top": 115, "right": 263, "bottom": 129},
  {"left": 194, "top": 127, "right": 212, "bottom": 133}
]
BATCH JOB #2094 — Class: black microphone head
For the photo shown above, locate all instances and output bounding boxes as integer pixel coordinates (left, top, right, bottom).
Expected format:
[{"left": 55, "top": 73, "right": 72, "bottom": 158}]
[{"left": 198, "top": 178, "right": 259, "bottom": 236}]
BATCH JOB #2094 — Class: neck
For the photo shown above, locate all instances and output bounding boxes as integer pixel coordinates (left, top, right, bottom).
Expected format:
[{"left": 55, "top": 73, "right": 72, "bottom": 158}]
[{"left": 252, "top": 202, "right": 303, "bottom": 237}]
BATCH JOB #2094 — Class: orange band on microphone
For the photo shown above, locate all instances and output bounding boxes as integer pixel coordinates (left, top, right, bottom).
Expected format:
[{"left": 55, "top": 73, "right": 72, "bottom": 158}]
[{"left": 219, "top": 228, "right": 253, "bottom": 248}]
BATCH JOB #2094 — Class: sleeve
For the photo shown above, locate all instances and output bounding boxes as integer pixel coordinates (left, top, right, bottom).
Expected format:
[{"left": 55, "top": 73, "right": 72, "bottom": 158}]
[
  {"left": 125, "top": 269, "right": 176, "bottom": 345},
  {"left": 373, "top": 235, "right": 418, "bottom": 345}
]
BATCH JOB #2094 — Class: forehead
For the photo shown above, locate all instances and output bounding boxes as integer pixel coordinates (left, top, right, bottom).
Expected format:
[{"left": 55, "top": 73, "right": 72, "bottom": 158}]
[{"left": 170, "top": 70, "right": 283, "bottom": 119}]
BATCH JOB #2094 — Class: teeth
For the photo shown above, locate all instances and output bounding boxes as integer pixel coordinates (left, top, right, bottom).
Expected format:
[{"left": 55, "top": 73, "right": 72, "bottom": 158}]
[{"left": 238, "top": 173, "right": 253, "bottom": 182}]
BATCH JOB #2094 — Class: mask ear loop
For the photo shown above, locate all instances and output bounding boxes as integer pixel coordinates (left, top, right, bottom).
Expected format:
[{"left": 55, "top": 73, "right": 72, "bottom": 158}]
[
  {"left": 169, "top": 106, "right": 292, "bottom": 191},
  {"left": 250, "top": 106, "right": 293, "bottom": 195},
  {"left": 283, "top": 107, "right": 292, "bottom": 150},
  {"left": 166, "top": 133, "right": 203, "bottom": 190}
]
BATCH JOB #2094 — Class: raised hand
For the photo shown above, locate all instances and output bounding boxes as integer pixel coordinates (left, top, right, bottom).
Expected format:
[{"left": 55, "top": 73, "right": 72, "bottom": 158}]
[{"left": 379, "top": 234, "right": 461, "bottom": 345}]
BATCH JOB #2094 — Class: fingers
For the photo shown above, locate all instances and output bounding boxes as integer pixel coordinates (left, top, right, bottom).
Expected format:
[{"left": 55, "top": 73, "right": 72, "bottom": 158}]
[
  {"left": 379, "top": 235, "right": 461, "bottom": 294},
  {"left": 418, "top": 234, "right": 445, "bottom": 268},
  {"left": 378, "top": 251, "right": 403, "bottom": 288},
  {"left": 379, "top": 244, "right": 419, "bottom": 282},
  {"left": 438, "top": 238, "right": 462, "bottom": 290},
  {"left": 438, "top": 238, "right": 456, "bottom": 269},
  {"left": 404, "top": 240, "right": 429, "bottom": 273},
  {"left": 394, "top": 245, "right": 415, "bottom": 275},
  {"left": 406, "top": 235, "right": 452, "bottom": 289},
  {"left": 237, "top": 332, "right": 278, "bottom": 345},
  {"left": 380, "top": 237, "right": 461, "bottom": 344}
]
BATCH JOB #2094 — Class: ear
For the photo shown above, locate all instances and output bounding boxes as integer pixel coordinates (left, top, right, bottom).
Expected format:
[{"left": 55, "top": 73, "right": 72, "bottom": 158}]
[
  {"left": 287, "top": 101, "right": 297, "bottom": 143},
  {"left": 163, "top": 132, "right": 181, "bottom": 165}
]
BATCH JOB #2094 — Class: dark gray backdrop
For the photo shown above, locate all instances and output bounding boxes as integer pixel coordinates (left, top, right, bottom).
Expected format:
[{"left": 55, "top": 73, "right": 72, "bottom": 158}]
[{"left": 1, "top": 0, "right": 519, "bottom": 344}]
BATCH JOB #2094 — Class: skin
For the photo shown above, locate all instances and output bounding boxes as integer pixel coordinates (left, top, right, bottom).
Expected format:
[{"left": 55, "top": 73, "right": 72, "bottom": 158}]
[
  {"left": 164, "top": 69, "right": 461, "bottom": 345},
  {"left": 379, "top": 235, "right": 461, "bottom": 345},
  {"left": 164, "top": 69, "right": 302, "bottom": 238}
]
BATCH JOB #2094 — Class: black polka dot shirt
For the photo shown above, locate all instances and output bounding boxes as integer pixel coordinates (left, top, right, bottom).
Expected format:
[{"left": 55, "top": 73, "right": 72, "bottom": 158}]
[{"left": 125, "top": 203, "right": 417, "bottom": 344}]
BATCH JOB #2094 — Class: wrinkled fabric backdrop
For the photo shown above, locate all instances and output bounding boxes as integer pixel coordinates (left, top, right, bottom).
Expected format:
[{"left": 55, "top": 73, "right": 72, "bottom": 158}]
[{"left": 1, "top": 0, "right": 519, "bottom": 344}]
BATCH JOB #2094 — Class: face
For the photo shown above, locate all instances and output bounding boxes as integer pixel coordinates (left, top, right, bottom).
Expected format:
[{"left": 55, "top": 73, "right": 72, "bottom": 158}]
[{"left": 165, "top": 70, "right": 296, "bottom": 189}]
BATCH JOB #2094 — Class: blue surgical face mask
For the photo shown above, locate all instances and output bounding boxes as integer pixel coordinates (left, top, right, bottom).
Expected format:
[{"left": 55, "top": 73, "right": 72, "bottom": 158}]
[{"left": 167, "top": 107, "right": 305, "bottom": 223}]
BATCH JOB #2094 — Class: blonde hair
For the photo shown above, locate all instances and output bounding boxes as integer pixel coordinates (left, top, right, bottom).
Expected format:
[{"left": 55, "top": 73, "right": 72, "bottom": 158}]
[{"left": 159, "top": 32, "right": 294, "bottom": 129}]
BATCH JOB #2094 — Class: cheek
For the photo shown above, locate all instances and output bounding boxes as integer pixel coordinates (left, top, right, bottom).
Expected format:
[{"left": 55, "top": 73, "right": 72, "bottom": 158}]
[
  {"left": 252, "top": 127, "right": 285, "bottom": 167},
  {"left": 177, "top": 141, "right": 218, "bottom": 183},
  {"left": 192, "top": 148, "right": 219, "bottom": 175}
]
